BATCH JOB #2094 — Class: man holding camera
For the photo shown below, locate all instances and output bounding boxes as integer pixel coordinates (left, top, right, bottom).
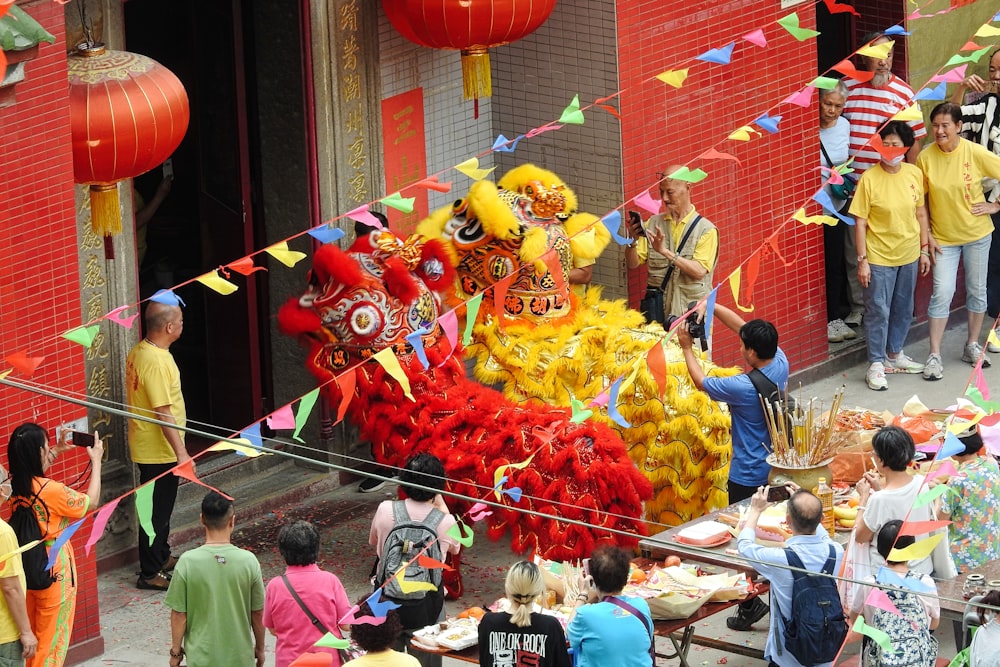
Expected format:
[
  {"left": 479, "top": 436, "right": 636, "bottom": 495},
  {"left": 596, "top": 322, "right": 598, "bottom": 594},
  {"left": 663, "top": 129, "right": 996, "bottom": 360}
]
[
  {"left": 678, "top": 303, "right": 788, "bottom": 631},
  {"left": 625, "top": 167, "right": 719, "bottom": 325}
]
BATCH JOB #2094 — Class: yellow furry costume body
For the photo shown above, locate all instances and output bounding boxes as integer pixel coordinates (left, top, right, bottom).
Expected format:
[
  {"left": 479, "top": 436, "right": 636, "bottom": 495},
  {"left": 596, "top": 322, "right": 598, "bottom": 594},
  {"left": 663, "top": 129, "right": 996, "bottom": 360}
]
[{"left": 418, "top": 164, "right": 740, "bottom": 526}]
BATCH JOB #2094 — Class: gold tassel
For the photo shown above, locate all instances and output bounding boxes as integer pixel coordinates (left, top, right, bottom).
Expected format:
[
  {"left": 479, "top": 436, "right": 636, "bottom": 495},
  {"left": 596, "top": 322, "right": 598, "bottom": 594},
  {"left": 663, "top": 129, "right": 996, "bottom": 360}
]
[
  {"left": 89, "top": 183, "right": 122, "bottom": 236},
  {"left": 461, "top": 49, "right": 492, "bottom": 100}
]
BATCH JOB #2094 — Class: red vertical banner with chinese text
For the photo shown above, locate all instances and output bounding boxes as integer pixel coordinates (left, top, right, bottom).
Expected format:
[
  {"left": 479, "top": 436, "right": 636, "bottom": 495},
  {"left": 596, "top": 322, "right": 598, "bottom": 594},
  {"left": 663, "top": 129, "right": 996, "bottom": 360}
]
[{"left": 381, "top": 88, "right": 428, "bottom": 236}]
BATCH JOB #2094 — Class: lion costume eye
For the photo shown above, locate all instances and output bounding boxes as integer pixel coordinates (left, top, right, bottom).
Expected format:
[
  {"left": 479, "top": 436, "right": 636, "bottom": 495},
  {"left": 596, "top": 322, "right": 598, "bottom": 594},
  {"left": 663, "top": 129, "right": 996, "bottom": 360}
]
[{"left": 349, "top": 304, "right": 382, "bottom": 338}]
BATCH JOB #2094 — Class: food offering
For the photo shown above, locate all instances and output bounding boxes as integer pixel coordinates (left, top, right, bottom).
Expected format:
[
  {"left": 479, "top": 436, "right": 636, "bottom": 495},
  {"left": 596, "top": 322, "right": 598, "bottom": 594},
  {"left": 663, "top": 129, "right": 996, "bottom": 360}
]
[{"left": 833, "top": 492, "right": 862, "bottom": 531}]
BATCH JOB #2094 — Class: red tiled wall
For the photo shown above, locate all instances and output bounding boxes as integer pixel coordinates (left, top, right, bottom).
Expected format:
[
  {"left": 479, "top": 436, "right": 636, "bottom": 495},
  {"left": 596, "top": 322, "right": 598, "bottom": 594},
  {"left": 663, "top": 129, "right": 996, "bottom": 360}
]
[
  {"left": 0, "top": 0, "right": 101, "bottom": 651},
  {"left": 617, "top": 0, "right": 827, "bottom": 370}
]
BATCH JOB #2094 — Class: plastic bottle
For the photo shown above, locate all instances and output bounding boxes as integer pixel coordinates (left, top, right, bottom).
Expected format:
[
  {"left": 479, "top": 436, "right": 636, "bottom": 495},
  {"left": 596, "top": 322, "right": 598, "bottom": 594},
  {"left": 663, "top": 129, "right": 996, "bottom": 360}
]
[{"left": 814, "top": 477, "right": 835, "bottom": 537}]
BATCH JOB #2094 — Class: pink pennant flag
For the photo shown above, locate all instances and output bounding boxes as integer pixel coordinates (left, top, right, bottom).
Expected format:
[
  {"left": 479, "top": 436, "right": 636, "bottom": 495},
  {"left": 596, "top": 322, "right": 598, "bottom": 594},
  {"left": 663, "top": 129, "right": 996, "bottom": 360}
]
[
  {"left": 632, "top": 189, "right": 661, "bottom": 216},
  {"left": 865, "top": 588, "right": 901, "bottom": 616},
  {"left": 931, "top": 460, "right": 960, "bottom": 479},
  {"left": 931, "top": 65, "right": 968, "bottom": 83},
  {"left": 699, "top": 148, "right": 743, "bottom": 166},
  {"left": 346, "top": 205, "right": 384, "bottom": 230},
  {"left": 85, "top": 498, "right": 121, "bottom": 555},
  {"left": 335, "top": 368, "right": 356, "bottom": 423},
  {"left": 589, "top": 388, "right": 611, "bottom": 408},
  {"left": 338, "top": 605, "right": 388, "bottom": 627},
  {"left": 105, "top": 305, "right": 140, "bottom": 328},
  {"left": 742, "top": 29, "right": 767, "bottom": 48},
  {"left": 783, "top": 85, "right": 816, "bottom": 108},
  {"left": 437, "top": 310, "right": 459, "bottom": 364},
  {"left": 266, "top": 404, "right": 296, "bottom": 430},
  {"left": 975, "top": 364, "right": 991, "bottom": 400},
  {"left": 525, "top": 124, "right": 562, "bottom": 139},
  {"left": 468, "top": 502, "right": 493, "bottom": 522}
]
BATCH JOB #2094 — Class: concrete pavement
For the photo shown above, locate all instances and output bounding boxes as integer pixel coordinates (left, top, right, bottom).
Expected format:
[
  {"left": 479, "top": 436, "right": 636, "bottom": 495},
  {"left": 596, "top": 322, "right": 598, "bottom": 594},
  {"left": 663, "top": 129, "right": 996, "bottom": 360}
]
[{"left": 78, "top": 319, "right": 986, "bottom": 666}]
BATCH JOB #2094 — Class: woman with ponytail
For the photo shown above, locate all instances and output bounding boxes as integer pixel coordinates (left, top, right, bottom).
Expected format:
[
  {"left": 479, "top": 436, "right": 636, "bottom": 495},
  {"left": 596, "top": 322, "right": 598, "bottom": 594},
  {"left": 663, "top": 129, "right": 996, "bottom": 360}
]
[{"left": 478, "top": 561, "right": 570, "bottom": 667}]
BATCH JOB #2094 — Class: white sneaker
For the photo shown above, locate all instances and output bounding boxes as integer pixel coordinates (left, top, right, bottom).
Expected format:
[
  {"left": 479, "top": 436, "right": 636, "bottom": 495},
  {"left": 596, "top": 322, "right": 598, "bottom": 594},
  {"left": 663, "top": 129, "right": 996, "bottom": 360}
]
[
  {"left": 886, "top": 351, "right": 924, "bottom": 374},
  {"left": 923, "top": 354, "right": 943, "bottom": 381},
  {"left": 837, "top": 319, "right": 857, "bottom": 340},
  {"left": 845, "top": 311, "right": 864, "bottom": 328},
  {"left": 828, "top": 320, "right": 846, "bottom": 343},
  {"left": 866, "top": 362, "right": 888, "bottom": 391},
  {"left": 963, "top": 342, "right": 992, "bottom": 368}
]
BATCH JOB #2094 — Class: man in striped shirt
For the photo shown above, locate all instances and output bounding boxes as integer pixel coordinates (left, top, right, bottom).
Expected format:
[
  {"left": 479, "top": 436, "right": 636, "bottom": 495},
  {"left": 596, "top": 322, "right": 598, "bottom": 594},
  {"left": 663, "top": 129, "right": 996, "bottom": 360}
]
[
  {"left": 842, "top": 33, "right": 927, "bottom": 328},
  {"left": 952, "top": 49, "right": 1000, "bottom": 349}
]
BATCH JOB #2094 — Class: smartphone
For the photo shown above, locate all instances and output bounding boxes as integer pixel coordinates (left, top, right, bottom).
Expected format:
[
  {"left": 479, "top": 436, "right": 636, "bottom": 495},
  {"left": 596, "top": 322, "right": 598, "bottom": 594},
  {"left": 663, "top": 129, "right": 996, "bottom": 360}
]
[
  {"left": 162, "top": 158, "right": 174, "bottom": 180},
  {"left": 70, "top": 431, "right": 95, "bottom": 448},
  {"left": 582, "top": 558, "right": 590, "bottom": 577},
  {"left": 766, "top": 485, "right": 790, "bottom": 502},
  {"left": 627, "top": 210, "right": 647, "bottom": 237}
]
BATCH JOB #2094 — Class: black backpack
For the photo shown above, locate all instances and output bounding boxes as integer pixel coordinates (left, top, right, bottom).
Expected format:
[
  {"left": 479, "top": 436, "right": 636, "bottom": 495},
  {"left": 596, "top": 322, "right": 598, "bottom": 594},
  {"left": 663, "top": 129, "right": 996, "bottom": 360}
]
[
  {"left": 9, "top": 484, "right": 56, "bottom": 590},
  {"left": 749, "top": 367, "right": 799, "bottom": 439},
  {"left": 776, "top": 545, "right": 847, "bottom": 666}
]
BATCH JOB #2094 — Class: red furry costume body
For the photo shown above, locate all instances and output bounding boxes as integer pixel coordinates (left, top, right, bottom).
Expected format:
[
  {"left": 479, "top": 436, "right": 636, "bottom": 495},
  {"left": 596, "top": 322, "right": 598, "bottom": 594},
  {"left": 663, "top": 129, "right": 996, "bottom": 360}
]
[{"left": 279, "top": 231, "right": 652, "bottom": 560}]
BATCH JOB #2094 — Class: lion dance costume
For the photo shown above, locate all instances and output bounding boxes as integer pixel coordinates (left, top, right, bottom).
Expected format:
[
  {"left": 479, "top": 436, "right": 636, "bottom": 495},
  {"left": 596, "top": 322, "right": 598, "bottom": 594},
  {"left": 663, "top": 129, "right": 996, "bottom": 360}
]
[
  {"left": 278, "top": 230, "right": 652, "bottom": 561},
  {"left": 417, "top": 164, "right": 739, "bottom": 527}
]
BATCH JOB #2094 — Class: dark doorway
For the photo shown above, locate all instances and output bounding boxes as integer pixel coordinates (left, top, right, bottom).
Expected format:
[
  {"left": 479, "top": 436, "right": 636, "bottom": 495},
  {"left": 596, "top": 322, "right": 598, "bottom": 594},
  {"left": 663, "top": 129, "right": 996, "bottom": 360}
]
[{"left": 124, "top": 0, "right": 309, "bottom": 443}]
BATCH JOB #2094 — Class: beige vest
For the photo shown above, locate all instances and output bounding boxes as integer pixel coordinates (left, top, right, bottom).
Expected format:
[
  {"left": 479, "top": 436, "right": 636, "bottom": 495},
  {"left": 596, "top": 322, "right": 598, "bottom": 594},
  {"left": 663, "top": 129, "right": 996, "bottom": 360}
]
[{"left": 646, "top": 212, "right": 718, "bottom": 318}]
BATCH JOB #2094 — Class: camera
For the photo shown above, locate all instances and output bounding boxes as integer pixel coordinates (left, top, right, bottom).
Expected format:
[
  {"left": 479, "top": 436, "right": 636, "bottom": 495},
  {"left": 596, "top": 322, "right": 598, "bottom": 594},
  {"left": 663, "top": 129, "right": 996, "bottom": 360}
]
[{"left": 665, "top": 305, "right": 705, "bottom": 339}]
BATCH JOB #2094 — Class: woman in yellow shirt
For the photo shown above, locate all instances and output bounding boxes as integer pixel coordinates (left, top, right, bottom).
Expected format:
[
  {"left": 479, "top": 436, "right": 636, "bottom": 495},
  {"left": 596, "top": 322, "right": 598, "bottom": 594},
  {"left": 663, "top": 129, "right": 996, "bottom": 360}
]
[
  {"left": 919, "top": 102, "right": 1000, "bottom": 380},
  {"left": 850, "top": 121, "right": 931, "bottom": 391}
]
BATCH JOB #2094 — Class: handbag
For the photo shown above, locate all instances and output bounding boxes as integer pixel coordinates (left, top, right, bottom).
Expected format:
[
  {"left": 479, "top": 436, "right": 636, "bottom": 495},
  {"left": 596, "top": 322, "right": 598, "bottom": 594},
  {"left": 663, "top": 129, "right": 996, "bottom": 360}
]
[
  {"left": 820, "top": 140, "right": 855, "bottom": 201},
  {"left": 280, "top": 575, "right": 359, "bottom": 663},
  {"left": 639, "top": 214, "right": 702, "bottom": 326}
]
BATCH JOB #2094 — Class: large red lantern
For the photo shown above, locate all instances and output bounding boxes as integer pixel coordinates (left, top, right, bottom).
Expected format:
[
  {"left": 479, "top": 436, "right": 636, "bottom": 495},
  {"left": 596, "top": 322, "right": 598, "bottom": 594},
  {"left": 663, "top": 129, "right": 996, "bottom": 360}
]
[
  {"left": 381, "top": 0, "right": 558, "bottom": 101},
  {"left": 68, "top": 44, "right": 189, "bottom": 236}
]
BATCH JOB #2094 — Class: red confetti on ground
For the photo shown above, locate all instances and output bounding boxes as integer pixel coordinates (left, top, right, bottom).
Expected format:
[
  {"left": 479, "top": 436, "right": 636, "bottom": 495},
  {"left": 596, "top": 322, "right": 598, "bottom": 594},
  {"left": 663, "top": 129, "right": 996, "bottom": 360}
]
[{"left": 718, "top": 658, "right": 727, "bottom": 664}]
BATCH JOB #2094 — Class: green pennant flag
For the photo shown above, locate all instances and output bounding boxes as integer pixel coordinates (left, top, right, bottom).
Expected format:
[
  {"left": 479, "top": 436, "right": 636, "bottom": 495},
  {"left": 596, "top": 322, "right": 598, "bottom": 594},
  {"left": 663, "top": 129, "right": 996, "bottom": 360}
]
[
  {"left": 62, "top": 325, "right": 100, "bottom": 348},
  {"left": 314, "top": 632, "right": 350, "bottom": 649},
  {"left": 853, "top": 615, "right": 891, "bottom": 652},
  {"left": 811, "top": 76, "right": 840, "bottom": 90},
  {"left": 293, "top": 388, "right": 321, "bottom": 443},
  {"left": 135, "top": 484, "right": 157, "bottom": 546},
  {"left": 777, "top": 12, "right": 820, "bottom": 41},
  {"left": 380, "top": 192, "right": 415, "bottom": 214},
  {"left": 913, "top": 483, "right": 957, "bottom": 509},
  {"left": 667, "top": 166, "right": 708, "bottom": 183},
  {"left": 570, "top": 398, "right": 594, "bottom": 423},
  {"left": 558, "top": 94, "right": 585, "bottom": 125},
  {"left": 447, "top": 520, "right": 475, "bottom": 548},
  {"left": 463, "top": 293, "right": 483, "bottom": 346}
]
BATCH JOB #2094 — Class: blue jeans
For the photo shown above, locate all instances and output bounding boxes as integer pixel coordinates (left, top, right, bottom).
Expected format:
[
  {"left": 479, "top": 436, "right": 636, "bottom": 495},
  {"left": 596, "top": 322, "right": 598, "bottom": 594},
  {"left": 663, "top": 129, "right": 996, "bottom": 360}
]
[
  {"left": 863, "top": 261, "right": 918, "bottom": 363},
  {"left": 929, "top": 234, "right": 991, "bottom": 318}
]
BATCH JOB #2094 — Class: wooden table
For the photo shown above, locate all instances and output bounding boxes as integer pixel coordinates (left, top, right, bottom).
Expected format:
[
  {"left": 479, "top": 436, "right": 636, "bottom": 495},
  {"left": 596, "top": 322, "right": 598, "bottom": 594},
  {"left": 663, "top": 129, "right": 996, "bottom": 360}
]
[{"left": 936, "top": 560, "right": 1000, "bottom": 649}]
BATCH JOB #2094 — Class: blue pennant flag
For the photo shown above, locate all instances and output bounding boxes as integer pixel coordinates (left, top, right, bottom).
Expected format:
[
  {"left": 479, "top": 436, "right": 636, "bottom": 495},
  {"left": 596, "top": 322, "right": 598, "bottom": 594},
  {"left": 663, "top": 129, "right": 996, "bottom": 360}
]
[
  {"left": 240, "top": 423, "right": 263, "bottom": 450},
  {"left": 813, "top": 189, "right": 853, "bottom": 224},
  {"left": 47, "top": 518, "right": 87, "bottom": 570},
  {"left": 307, "top": 224, "right": 346, "bottom": 245},
  {"left": 601, "top": 211, "right": 633, "bottom": 245},
  {"left": 696, "top": 42, "right": 735, "bottom": 65},
  {"left": 150, "top": 289, "right": 186, "bottom": 307},
  {"left": 492, "top": 134, "right": 523, "bottom": 153},
  {"left": 405, "top": 328, "right": 432, "bottom": 369}
]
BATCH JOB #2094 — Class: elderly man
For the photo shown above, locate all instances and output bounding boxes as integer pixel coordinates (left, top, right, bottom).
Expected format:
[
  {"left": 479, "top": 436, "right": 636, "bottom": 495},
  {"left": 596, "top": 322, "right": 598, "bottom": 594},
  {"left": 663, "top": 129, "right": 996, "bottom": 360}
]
[
  {"left": 842, "top": 31, "right": 928, "bottom": 330},
  {"left": 953, "top": 49, "right": 1000, "bottom": 350},
  {"left": 126, "top": 301, "right": 190, "bottom": 590},
  {"left": 737, "top": 487, "right": 846, "bottom": 667},
  {"left": 166, "top": 492, "right": 265, "bottom": 667},
  {"left": 625, "top": 167, "right": 718, "bottom": 325}
]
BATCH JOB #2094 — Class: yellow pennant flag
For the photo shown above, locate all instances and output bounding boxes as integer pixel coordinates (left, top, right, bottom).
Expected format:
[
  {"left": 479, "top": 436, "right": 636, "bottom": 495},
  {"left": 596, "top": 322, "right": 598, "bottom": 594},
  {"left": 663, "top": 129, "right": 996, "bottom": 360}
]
[
  {"left": 265, "top": 242, "right": 307, "bottom": 268},
  {"left": 0, "top": 540, "right": 41, "bottom": 566},
  {"left": 455, "top": 157, "right": 496, "bottom": 181},
  {"left": 493, "top": 453, "right": 537, "bottom": 501},
  {"left": 655, "top": 68, "right": 689, "bottom": 88},
  {"left": 196, "top": 271, "right": 238, "bottom": 295},
  {"left": 619, "top": 364, "right": 642, "bottom": 394},
  {"left": 988, "top": 328, "right": 1000, "bottom": 351},
  {"left": 373, "top": 348, "right": 414, "bottom": 401},
  {"left": 209, "top": 439, "right": 266, "bottom": 458},
  {"left": 793, "top": 208, "right": 838, "bottom": 226},
  {"left": 0, "top": 370, "right": 9, "bottom": 380},
  {"left": 887, "top": 532, "right": 944, "bottom": 563},
  {"left": 891, "top": 104, "right": 923, "bottom": 122},
  {"left": 975, "top": 24, "right": 1000, "bottom": 38},
  {"left": 728, "top": 268, "right": 754, "bottom": 312},
  {"left": 395, "top": 565, "right": 438, "bottom": 594},
  {"left": 728, "top": 126, "right": 760, "bottom": 141},
  {"left": 947, "top": 411, "right": 984, "bottom": 434},
  {"left": 857, "top": 39, "right": 894, "bottom": 59}
]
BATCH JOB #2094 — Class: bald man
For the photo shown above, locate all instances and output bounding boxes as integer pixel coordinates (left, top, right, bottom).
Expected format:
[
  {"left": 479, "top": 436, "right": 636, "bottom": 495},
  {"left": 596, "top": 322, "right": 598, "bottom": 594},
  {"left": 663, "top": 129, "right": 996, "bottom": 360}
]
[
  {"left": 126, "top": 302, "right": 190, "bottom": 590},
  {"left": 625, "top": 167, "right": 719, "bottom": 324}
]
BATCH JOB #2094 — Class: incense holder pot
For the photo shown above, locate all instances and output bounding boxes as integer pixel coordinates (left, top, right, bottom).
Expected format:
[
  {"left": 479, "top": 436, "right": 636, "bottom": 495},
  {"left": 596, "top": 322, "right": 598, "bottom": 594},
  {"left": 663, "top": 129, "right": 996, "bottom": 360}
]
[{"left": 766, "top": 456, "right": 834, "bottom": 493}]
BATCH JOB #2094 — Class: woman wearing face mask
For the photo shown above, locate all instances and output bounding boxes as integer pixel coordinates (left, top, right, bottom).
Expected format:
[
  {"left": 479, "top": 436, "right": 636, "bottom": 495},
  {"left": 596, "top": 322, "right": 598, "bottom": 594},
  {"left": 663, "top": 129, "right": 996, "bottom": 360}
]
[
  {"left": 970, "top": 589, "right": 1000, "bottom": 667},
  {"left": 850, "top": 121, "right": 931, "bottom": 391}
]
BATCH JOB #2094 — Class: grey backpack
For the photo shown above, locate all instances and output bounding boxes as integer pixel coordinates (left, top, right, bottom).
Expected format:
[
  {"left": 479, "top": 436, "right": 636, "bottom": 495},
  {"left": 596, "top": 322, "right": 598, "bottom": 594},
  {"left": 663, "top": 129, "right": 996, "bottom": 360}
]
[
  {"left": 866, "top": 577, "right": 938, "bottom": 667},
  {"left": 375, "top": 501, "right": 445, "bottom": 601}
]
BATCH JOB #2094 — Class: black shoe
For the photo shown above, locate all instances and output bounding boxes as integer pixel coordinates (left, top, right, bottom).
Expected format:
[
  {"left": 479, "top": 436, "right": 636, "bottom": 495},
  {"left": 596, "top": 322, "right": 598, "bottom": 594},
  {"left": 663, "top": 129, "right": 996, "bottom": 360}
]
[
  {"left": 136, "top": 572, "right": 171, "bottom": 591},
  {"left": 726, "top": 596, "right": 769, "bottom": 630},
  {"left": 358, "top": 475, "right": 397, "bottom": 493}
]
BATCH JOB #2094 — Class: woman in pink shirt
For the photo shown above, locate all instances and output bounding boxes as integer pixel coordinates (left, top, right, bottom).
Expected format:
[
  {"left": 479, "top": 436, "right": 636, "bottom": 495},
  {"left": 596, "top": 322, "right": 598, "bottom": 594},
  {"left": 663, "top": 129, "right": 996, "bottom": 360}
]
[{"left": 264, "top": 521, "right": 352, "bottom": 667}]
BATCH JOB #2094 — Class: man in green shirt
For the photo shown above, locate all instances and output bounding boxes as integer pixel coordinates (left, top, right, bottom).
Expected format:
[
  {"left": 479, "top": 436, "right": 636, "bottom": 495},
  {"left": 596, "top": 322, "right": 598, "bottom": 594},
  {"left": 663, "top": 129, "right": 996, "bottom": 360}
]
[{"left": 165, "top": 492, "right": 265, "bottom": 667}]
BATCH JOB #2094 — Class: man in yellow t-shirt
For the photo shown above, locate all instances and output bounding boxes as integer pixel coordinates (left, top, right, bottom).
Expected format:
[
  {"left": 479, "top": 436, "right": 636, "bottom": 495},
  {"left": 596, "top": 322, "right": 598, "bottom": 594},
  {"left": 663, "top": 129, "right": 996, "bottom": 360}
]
[
  {"left": 625, "top": 166, "right": 719, "bottom": 324},
  {"left": 919, "top": 102, "right": 1000, "bottom": 380},
  {"left": 126, "top": 301, "right": 190, "bottom": 590},
  {"left": 0, "top": 466, "right": 37, "bottom": 663}
]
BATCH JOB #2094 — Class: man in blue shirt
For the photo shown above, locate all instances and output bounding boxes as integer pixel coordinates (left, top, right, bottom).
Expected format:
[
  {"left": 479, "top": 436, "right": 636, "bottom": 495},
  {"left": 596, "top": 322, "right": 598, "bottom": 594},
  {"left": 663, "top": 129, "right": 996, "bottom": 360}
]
[
  {"left": 737, "top": 487, "right": 844, "bottom": 667},
  {"left": 678, "top": 303, "right": 789, "bottom": 629}
]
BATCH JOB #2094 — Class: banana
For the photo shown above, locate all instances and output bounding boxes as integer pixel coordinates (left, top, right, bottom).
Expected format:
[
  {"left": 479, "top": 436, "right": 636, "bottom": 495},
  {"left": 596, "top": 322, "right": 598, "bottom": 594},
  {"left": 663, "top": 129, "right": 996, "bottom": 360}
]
[
  {"left": 834, "top": 505, "right": 858, "bottom": 520},
  {"left": 837, "top": 519, "right": 855, "bottom": 529}
]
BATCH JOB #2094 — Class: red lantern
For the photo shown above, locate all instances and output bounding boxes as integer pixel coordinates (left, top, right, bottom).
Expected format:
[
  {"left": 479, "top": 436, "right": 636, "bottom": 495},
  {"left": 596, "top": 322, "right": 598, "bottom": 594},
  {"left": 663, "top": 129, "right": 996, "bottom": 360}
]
[
  {"left": 67, "top": 44, "right": 189, "bottom": 236},
  {"left": 381, "top": 0, "right": 558, "bottom": 100}
]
